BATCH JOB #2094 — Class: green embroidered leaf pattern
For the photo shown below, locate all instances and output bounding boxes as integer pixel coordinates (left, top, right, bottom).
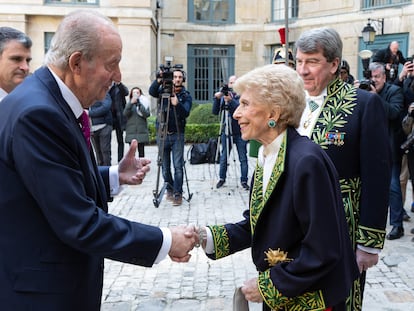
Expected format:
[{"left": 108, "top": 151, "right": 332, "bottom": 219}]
[
  {"left": 339, "top": 176, "right": 386, "bottom": 249},
  {"left": 284, "top": 290, "right": 327, "bottom": 310},
  {"left": 207, "top": 225, "right": 230, "bottom": 259},
  {"left": 258, "top": 270, "right": 288, "bottom": 309},
  {"left": 310, "top": 79, "right": 357, "bottom": 150},
  {"left": 250, "top": 166, "right": 263, "bottom": 234},
  {"left": 258, "top": 271, "right": 327, "bottom": 310},
  {"left": 347, "top": 278, "right": 363, "bottom": 311},
  {"left": 250, "top": 133, "right": 287, "bottom": 235},
  {"left": 356, "top": 225, "right": 386, "bottom": 249},
  {"left": 339, "top": 177, "right": 361, "bottom": 248}
]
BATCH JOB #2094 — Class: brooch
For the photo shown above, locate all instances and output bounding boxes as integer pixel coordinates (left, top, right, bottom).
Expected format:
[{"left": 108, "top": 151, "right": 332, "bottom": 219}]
[{"left": 264, "top": 248, "right": 292, "bottom": 267}]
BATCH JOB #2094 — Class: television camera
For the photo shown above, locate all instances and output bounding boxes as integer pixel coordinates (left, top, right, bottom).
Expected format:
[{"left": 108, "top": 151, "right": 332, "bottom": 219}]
[{"left": 157, "top": 61, "right": 184, "bottom": 96}]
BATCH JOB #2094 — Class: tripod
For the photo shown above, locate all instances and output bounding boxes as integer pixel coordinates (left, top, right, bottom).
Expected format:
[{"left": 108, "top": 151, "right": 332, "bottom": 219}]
[
  {"left": 152, "top": 92, "right": 193, "bottom": 207},
  {"left": 215, "top": 102, "right": 239, "bottom": 188}
]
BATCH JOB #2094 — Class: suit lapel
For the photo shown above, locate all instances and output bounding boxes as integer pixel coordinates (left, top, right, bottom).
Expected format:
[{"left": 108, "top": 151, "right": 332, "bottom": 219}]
[{"left": 34, "top": 67, "right": 108, "bottom": 210}]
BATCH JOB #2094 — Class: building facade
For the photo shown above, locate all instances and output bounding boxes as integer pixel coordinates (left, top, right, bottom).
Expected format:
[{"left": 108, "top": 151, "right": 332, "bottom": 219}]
[{"left": 1, "top": 0, "right": 413, "bottom": 103}]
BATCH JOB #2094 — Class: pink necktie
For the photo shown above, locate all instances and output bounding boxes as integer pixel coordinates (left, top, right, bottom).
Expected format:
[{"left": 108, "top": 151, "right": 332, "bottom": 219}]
[{"left": 79, "top": 110, "right": 91, "bottom": 150}]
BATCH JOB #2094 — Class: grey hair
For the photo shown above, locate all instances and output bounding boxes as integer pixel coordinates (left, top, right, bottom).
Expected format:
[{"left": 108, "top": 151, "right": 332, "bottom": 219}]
[
  {"left": 295, "top": 27, "right": 343, "bottom": 74},
  {"left": 44, "top": 10, "right": 116, "bottom": 69},
  {"left": 369, "top": 62, "right": 385, "bottom": 74},
  {"left": 233, "top": 64, "right": 305, "bottom": 128},
  {"left": 0, "top": 27, "right": 32, "bottom": 55}
]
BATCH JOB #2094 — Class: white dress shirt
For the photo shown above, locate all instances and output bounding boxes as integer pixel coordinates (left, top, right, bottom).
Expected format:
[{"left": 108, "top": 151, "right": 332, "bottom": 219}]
[
  {"left": 297, "top": 90, "right": 327, "bottom": 137},
  {"left": 0, "top": 88, "right": 8, "bottom": 102}
]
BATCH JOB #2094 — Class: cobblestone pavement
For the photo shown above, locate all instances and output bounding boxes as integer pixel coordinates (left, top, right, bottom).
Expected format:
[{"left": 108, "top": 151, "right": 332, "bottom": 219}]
[{"left": 101, "top": 143, "right": 414, "bottom": 311}]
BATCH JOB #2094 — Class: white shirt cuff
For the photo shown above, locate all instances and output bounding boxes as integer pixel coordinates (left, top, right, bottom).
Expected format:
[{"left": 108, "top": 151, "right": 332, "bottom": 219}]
[
  {"left": 154, "top": 227, "right": 172, "bottom": 264},
  {"left": 205, "top": 227, "right": 214, "bottom": 254},
  {"left": 357, "top": 244, "right": 381, "bottom": 254},
  {"left": 109, "top": 165, "right": 121, "bottom": 196}
]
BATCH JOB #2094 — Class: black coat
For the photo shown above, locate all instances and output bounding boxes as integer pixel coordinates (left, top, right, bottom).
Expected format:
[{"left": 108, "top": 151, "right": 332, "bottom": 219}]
[
  {"left": 372, "top": 46, "right": 406, "bottom": 81},
  {"left": 207, "top": 128, "right": 359, "bottom": 310},
  {"left": 109, "top": 82, "right": 128, "bottom": 131}
]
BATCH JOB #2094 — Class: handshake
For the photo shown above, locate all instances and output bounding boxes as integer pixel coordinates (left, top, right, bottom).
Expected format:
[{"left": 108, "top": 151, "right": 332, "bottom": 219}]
[{"left": 168, "top": 225, "right": 207, "bottom": 262}]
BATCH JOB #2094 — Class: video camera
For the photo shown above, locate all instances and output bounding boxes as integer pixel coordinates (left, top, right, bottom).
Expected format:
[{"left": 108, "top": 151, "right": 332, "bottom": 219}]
[{"left": 157, "top": 60, "right": 184, "bottom": 96}]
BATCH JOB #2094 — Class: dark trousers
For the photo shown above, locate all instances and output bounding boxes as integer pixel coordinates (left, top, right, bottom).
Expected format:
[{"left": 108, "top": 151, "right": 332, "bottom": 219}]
[
  {"left": 113, "top": 125, "right": 124, "bottom": 162},
  {"left": 389, "top": 159, "right": 404, "bottom": 227},
  {"left": 91, "top": 125, "right": 112, "bottom": 166}
]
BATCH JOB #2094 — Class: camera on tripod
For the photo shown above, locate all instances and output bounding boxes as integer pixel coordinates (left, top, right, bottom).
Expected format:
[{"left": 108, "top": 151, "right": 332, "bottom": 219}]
[
  {"left": 157, "top": 59, "right": 184, "bottom": 96},
  {"left": 220, "top": 84, "right": 232, "bottom": 96},
  {"left": 219, "top": 84, "right": 233, "bottom": 110}
]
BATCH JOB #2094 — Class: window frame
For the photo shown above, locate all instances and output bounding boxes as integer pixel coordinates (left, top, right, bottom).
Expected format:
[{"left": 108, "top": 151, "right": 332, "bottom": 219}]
[
  {"left": 44, "top": 0, "right": 99, "bottom": 5},
  {"left": 361, "top": 0, "right": 410, "bottom": 9},
  {"left": 272, "top": 0, "right": 299, "bottom": 22},
  {"left": 44, "top": 32, "right": 54, "bottom": 55},
  {"left": 187, "top": 45, "right": 235, "bottom": 104},
  {"left": 188, "top": 0, "right": 235, "bottom": 25}
]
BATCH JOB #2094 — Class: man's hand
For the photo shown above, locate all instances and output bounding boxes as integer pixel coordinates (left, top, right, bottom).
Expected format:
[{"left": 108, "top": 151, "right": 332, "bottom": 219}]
[
  {"left": 241, "top": 277, "right": 263, "bottom": 303},
  {"left": 400, "top": 61, "right": 414, "bottom": 80},
  {"left": 223, "top": 93, "right": 233, "bottom": 102},
  {"left": 356, "top": 248, "right": 379, "bottom": 273},
  {"left": 118, "top": 139, "right": 151, "bottom": 185},
  {"left": 408, "top": 103, "right": 414, "bottom": 115},
  {"left": 214, "top": 91, "right": 223, "bottom": 99},
  {"left": 169, "top": 225, "right": 197, "bottom": 262},
  {"left": 170, "top": 94, "right": 178, "bottom": 106}
]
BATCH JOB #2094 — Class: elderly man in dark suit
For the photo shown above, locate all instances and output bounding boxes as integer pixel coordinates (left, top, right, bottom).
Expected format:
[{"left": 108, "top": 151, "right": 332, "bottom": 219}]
[{"left": 0, "top": 10, "right": 195, "bottom": 311}]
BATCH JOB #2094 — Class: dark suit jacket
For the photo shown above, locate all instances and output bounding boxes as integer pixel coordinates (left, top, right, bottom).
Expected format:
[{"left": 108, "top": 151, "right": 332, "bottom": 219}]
[
  {"left": 309, "top": 79, "right": 391, "bottom": 251},
  {"left": 377, "top": 82, "right": 405, "bottom": 162},
  {"left": 0, "top": 67, "right": 163, "bottom": 311},
  {"left": 208, "top": 128, "right": 359, "bottom": 309}
]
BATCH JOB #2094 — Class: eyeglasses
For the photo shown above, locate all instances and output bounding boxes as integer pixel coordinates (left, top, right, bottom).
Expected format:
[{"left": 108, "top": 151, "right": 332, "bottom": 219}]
[{"left": 340, "top": 70, "right": 347, "bottom": 75}]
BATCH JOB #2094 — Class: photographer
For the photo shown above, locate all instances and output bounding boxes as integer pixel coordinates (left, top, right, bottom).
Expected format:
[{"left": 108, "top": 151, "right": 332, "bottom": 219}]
[
  {"left": 368, "top": 62, "right": 406, "bottom": 240},
  {"left": 372, "top": 41, "right": 406, "bottom": 82},
  {"left": 394, "top": 57, "right": 414, "bottom": 213},
  {"left": 149, "top": 67, "right": 192, "bottom": 206},
  {"left": 402, "top": 104, "right": 414, "bottom": 242},
  {"left": 212, "top": 75, "right": 249, "bottom": 190},
  {"left": 109, "top": 81, "right": 129, "bottom": 162}
]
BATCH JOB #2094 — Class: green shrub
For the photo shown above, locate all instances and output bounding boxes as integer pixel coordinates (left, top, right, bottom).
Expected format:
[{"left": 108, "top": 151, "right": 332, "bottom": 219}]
[
  {"left": 187, "top": 103, "right": 220, "bottom": 124},
  {"left": 147, "top": 103, "right": 221, "bottom": 143},
  {"left": 185, "top": 124, "right": 220, "bottom": 142}
]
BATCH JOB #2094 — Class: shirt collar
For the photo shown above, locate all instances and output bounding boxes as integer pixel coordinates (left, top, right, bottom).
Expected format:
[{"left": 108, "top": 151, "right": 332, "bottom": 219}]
[
  {"left": 48, "top": 67, "right": 84, "bottom": 119},
  {"left": 258, "top": 130, "right": 286, "bottom": 166},
  {"left": 0, "top": 88, "right": 8, "bottom": 102},
  {"left": 306, "top": 88, "right": 327, "bottom": 104}
]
